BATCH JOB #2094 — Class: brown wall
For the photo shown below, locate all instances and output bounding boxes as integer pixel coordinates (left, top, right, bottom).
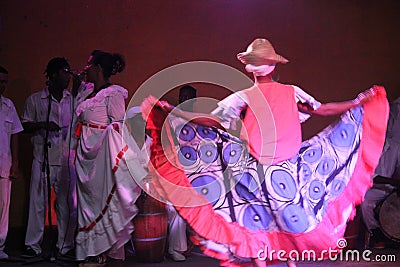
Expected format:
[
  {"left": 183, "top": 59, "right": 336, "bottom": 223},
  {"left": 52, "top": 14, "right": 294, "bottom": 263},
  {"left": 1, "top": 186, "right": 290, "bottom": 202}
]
[{"left": 1, "top": 1, "right": 399, "bottom": 230}]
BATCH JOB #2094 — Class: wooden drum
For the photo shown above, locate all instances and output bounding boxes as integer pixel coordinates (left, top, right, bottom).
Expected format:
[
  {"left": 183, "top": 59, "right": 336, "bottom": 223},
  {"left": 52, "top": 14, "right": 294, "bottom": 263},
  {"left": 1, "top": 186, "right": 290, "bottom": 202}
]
[
  {"left": 379, "top": 192, "right": 400, "bottom": 242},
  {"left": 132, "top": 190, "right": 168, "bottom": 262},
  {"left": 344, "top": 208, "right": 362, "bottom": 250}
]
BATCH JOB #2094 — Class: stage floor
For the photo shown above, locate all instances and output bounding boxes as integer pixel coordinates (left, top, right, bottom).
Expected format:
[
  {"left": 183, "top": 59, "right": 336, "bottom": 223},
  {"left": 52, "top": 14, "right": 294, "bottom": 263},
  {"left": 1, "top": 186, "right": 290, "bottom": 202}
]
[
  {"left": 1, "top": 247, "right": 399, "bottom": 267},
  {"left": 1, "top": 226, "right": 399, "bottom": 266}
]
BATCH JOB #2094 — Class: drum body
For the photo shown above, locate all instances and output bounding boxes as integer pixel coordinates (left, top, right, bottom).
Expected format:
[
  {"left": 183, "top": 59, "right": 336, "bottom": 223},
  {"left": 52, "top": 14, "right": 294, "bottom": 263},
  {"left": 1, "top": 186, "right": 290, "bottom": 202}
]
[
  {"left": 132, "top": 191, "right": 168, "bottom": 262},
  {"left": 379, "top": 192, "right": 400, "bottom": 242},
  {"left": 344, "top": 208, "right": 362, "bottom": 250}
]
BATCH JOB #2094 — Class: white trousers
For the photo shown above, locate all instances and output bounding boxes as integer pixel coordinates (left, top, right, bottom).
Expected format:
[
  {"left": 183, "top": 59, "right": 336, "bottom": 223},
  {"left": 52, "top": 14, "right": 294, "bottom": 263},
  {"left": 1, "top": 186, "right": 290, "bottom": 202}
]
[
  {"left": 167, "top": 204, "right": 187, "bottom": 253},
  {"left": 0, "top": 178, "right": 11, "bottom": 253},
  {"left": 25, "top": 158, "right": 76, "bottom": 254}
]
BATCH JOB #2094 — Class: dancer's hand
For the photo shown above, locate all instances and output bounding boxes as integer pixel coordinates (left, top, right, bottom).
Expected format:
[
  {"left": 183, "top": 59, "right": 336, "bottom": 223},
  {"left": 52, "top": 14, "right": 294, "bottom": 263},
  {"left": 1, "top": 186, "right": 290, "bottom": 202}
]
[
  {"left": 159, "top": 101, "right": 175, "bottom": 113},
  {"left": 352, "top": 86, "right": 379, "bottom": 105},
  {"left": 141, "top": 95, "right": 174, "bottom": 119},
  {"left": 141, "top": 95, "right": 159, "bottom": 120}
]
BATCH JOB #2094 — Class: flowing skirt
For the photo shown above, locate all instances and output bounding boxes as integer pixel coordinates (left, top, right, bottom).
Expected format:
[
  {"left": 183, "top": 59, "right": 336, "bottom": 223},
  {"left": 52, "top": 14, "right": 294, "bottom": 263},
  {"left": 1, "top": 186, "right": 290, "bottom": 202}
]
[
  {"left": 144, "top": 89, "right": 388, "bottom": 266},
  {"left": 75, "top": 123, "right": 143, "bottom": 260}
]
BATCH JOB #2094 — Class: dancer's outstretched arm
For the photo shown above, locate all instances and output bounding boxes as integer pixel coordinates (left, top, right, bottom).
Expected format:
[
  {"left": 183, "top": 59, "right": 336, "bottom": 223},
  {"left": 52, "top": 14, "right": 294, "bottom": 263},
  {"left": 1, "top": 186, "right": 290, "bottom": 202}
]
[
  {"left": 142, "top": 95, "right": 225, "bottom": 130},
  {"left": 298, "top": 86, "right": 378, "bottom": 116}
]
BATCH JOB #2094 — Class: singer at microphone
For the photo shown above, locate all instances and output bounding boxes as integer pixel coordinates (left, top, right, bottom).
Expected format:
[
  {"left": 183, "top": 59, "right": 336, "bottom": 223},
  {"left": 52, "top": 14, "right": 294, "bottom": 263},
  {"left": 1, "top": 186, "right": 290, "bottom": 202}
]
[
  {"left": 66, "top": 68, "right": 89, "bottom": 97},
  {"left": 64, "top": 68, "right": 87, "bottom": 97}
]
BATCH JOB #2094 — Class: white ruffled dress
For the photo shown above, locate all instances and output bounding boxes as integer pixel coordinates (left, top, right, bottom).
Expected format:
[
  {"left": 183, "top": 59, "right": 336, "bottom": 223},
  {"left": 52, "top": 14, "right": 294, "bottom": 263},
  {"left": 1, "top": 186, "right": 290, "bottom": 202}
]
[{"left": 74, "top": 85, "right": 143, "bottom": 260}]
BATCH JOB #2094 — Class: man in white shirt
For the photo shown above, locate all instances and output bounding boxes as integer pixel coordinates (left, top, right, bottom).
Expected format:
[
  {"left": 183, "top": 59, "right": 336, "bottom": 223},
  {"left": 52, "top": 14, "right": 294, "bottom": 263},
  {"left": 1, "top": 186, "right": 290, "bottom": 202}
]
[
  {"left": 20, "top": 58, "right": 76, "bottom": 259},
  {"left": 0, "top": 66, "right": 24, "bottom": 260}
]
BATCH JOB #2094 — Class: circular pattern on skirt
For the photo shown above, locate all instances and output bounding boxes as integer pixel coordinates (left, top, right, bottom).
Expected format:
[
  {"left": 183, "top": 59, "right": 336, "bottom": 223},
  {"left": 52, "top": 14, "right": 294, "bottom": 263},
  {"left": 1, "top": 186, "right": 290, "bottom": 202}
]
[
  {"left": 309, "top": 180, "right": 325, "bottom": 201},
  {"left": 191, "top": 175, "right": 222, "bottom": 206},
  {"left": 199, "top": 143, "right": 218, "bottom": 163},
  {"left": 178, "top": 146, "right": 197, "bottom": 166},
  {"left": 223, "top": 143, "right": 243, "bottom": 165},
  {"left": 177, "top": 124, "right": 196, "bottom": 142},
  {"left": 281, "top": 204, "right": 309, "bottom": 233},
  {"left": 329, "top": 122, "right": 356, "bottom": 147},
  {"left": 269, "top": 169, "right": 297, "bottom": 201},
  {"left": 240, "top": 204, "right": 272, "bottom": 231},
  {"left": 330, "top": 179, "right": 345, "bottom": 196},
  {"left": 303, "top": 147, "right": 322, "bottom": 163},
  {"left": 197, "top": 125, "right": 217, "bottom": 140},
  {"left": 317, "top": 158, "right": 335, "bottom": 176}
]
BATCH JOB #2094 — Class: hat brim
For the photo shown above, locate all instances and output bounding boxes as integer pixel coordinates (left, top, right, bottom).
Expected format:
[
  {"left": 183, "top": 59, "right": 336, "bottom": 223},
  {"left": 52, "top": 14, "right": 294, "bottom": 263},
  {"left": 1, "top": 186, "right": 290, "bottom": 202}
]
[{"left": 237, "top": 52, "right": 289, "bottom": 66}]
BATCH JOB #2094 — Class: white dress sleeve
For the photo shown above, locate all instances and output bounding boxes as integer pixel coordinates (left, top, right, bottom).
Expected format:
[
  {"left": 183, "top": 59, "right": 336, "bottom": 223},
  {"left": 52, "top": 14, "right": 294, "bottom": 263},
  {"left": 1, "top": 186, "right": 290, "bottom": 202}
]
[
  {"left": 293, "top": 85, "right": 321, "bottom": 123},
  {"left": 106, "top": 92, "right": 126, "bottom": 122},
  {"left": 211, "top": 91, "right": 248, "bottom": 130}
]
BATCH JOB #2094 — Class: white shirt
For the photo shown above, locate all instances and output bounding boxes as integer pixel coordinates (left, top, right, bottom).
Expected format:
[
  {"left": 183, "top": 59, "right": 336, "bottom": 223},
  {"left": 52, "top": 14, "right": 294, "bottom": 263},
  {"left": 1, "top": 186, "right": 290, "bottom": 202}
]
[
  {"left": 21, "top": 87, "right": 73, "bottom": 165},
  {"left": 0, "top": 95, "right": 23, "bottom": 178}
]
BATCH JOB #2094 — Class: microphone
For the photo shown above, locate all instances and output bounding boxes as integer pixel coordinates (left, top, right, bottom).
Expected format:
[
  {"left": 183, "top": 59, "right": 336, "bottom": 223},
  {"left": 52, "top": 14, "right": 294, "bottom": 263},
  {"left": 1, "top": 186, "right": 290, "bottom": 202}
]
[{"left": 64, "top": 68, "right": 86, "bottom": 80}]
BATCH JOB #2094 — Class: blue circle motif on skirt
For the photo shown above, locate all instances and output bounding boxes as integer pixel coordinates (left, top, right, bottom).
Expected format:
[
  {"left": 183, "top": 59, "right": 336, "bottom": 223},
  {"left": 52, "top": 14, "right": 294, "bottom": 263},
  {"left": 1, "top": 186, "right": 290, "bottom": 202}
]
[
  {"left": 270, "top": 169, "right": 297, "bottom": 200},
  {"left": 282, "top": 204, "right": 309, "bottom": 233},
  {"left": 197, "top": 125, "right": 217, "bottom": 140},
  {"left": 329, "top": 122, "right": 356, "bottom": 148},
  {"left": 191, "top": 175, "right": 222, "bottom": 206},
  {"left": 309, "top": 180, "right": 325, "bottom": 200},
  {"left": 177, "top": 124, "right": 196, "bottom": 142},
  {"left": 178, "top": 146, "right": 197, "bottom": 166},
  {"left": 199, "top": 143, "right": 218, "bottom": 164},
  {"left": 223, "top": 143, "right": 243, "bottom": 164},
  {"left": 242, "top": 204, "right": 272, "bottom": 231}
]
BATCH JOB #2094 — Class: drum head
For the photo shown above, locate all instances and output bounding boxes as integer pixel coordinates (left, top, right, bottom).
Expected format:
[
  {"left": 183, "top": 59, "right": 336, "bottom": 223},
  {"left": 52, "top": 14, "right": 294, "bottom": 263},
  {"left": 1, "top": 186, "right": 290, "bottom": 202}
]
[{"left": 379, "top": 192, "right": 400, "bottom": 242}]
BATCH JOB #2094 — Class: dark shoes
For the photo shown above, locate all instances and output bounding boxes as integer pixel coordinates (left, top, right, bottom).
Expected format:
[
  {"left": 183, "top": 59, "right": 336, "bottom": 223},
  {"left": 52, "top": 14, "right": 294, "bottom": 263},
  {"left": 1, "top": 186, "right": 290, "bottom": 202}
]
[
  {"left": 21, "top": 247, "right": 77, "bottom": 261},
  {"left": 21, "top": 247, "right": 41, "bottom": 258},
  {"left": 79, "top": 254, "right": 109, "bottom": 266}
]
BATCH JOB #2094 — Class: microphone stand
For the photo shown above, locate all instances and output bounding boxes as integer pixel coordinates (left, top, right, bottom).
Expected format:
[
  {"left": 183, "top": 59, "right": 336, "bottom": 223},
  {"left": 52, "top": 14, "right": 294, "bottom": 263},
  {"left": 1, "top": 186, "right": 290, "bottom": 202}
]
[
  {"left": 24, "top": 83, "right": 57, "bottom": 265},
  {"left": 43, "top": 88, "right": 57, "bottom": 262}
]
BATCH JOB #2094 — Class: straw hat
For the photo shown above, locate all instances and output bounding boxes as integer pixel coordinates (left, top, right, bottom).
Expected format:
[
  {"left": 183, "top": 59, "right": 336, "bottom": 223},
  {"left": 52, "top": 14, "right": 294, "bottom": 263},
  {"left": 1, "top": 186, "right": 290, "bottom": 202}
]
[{"left": 237, "top": 38, "right": 289, "bottom": 66}]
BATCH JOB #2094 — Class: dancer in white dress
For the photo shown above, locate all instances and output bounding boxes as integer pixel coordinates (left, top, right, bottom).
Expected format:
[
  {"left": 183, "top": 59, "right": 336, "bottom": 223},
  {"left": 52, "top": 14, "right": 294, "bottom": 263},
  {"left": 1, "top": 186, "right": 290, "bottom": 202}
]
[{"left": 73, "top": 50, "right": 142, "bottom": 264}]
